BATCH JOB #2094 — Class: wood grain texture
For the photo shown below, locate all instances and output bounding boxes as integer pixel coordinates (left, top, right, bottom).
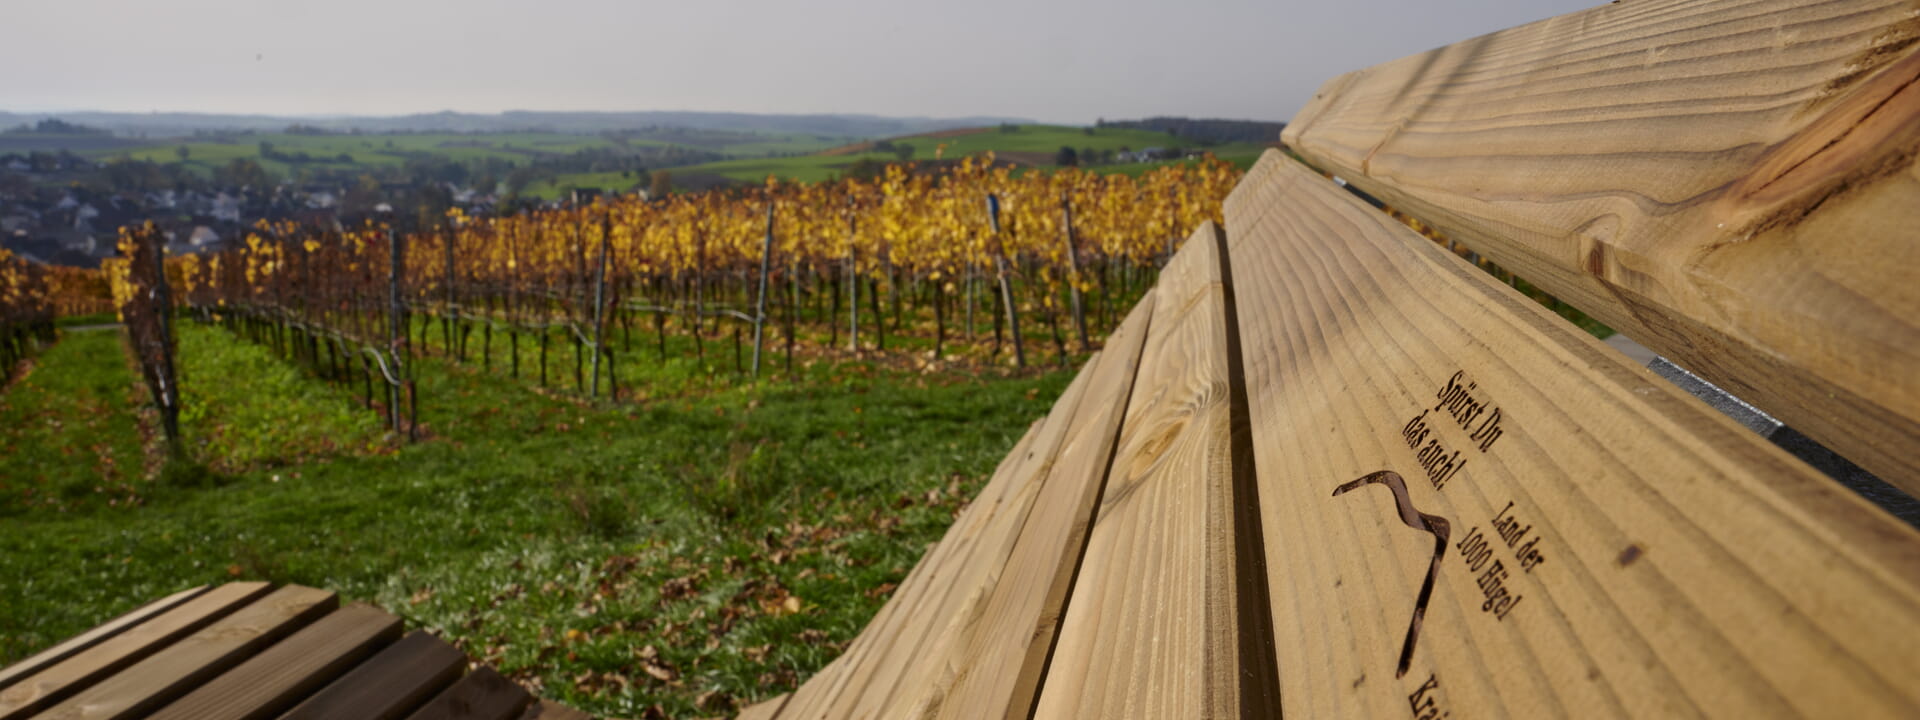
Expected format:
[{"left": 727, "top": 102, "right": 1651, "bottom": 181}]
[
  {"left": 403, "top": 666, "right": 531, "bottom": 720},
  {"left": 733, "top": 693, "right": 790, "bottom": 720},
  {"left": 775, "top": 345, "right": 1101, "bottom": 720},
  {"left": 279, "top": 630, "right": 467, "bottom": 720},
  {"left": 1226, "top": 151, "right": 1920, "bottom": 719},
  {"left": 0, "top": 582, "right": 271, "bottom": 720},
  {"left": 1282, "top": 0, "right": 1920, "bottom": 489},
  {"left": 147, "top": 603, "right": 401, "bottom": 720},
  {"left": 31, "top": 584, "right": 336, "bottom": 720},
  {"left": 0, "top": 586, "right": 208, "bottom": 695},
  {"left": 1032, "top": 221, "right": 1280, "bottom": 719},
  {"left": 929, "top": 291, "right": 1157, "bottom": 720}
]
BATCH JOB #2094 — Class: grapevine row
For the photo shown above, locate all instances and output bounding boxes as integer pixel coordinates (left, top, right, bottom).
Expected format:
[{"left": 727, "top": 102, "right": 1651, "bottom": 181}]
[{"left": 118, "top": 156, "right": 1241, "bottom": 435}]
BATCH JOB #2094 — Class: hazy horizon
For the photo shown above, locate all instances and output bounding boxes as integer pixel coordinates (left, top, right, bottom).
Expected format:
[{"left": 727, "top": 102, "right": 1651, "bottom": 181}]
[{"left": 4, "top": 0, "right": 1599, "bottom": 126}]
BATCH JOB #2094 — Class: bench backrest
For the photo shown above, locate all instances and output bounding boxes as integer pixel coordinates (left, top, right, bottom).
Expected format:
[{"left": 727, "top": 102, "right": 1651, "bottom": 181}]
[{"left": 742, "top": 1, "right": 1920, "bottom": 718}]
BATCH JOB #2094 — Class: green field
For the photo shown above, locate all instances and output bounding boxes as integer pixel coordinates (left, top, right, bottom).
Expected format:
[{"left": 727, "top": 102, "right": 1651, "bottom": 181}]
[
  {"left": 89, "top": 130, "right": 851, "bottom": 185},
  {"left": 0, "top": 319, "right": 1073, "bottom": 717},
  {"left": 107, "top": 132, "right": 629, "bottom": 179},
  {"left": 521, "top": 171, "right": 648, "bottom": 200},
  {"left": 677, "top": 124, "right": 1269, "bottom": 183}
]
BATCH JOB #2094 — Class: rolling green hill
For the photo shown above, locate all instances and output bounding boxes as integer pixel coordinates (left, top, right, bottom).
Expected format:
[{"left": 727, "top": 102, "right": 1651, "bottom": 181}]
[{"left": 668, "top": 124, "right": 1270, "bottom": 186}]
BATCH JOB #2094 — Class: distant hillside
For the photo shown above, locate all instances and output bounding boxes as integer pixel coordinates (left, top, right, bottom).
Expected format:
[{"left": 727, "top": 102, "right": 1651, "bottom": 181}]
[
  {"left": 1095, "top": 117, "right": 1285, "bottom": 145},
  {"left": 0, "top": 110, "right": 1033, "bottom": 140}
]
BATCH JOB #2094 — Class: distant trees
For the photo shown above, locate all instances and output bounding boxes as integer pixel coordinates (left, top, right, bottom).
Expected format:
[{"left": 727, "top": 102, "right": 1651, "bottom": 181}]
[
  {"left": 1056, "top": 146, "right": 1079, "bottom": 167},
  {"left": 1095, "top": 117, "right": 1287, "bottom": 145},
  {"left": 175, "top": 146, "right": 190, "bottom": 164},
  {"left": 216, "top": 158, "right": 273, "bottom": 189},
  {"left": 4, "top": 119, "right": 110, "bottom": 136}
]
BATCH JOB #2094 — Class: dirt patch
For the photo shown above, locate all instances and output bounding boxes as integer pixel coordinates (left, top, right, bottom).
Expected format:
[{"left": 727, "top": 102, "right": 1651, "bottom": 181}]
[
  {"left": 907, "top": 127, "right": 992, "bottom": 140},
  {"left": 991, "top": 151, "right": 1055, "bottom": 167},
  {"left": 818, "top": 141, "right": 878, "bottom": 157}
]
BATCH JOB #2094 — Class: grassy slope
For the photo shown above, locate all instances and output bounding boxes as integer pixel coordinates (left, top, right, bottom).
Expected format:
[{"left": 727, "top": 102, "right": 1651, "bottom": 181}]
[{"left": 0, "top": 317, "right": 1073, "bottom": 718}]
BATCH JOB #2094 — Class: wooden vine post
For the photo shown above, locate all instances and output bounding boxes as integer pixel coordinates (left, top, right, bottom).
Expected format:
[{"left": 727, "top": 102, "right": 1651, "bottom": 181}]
[
  {"left": 988, "top": 193, "right": 1025, "bottom": 369},
  {"left": 147, "top": 230, "right": 182, "bottom": 454},
  {"left": 385, "top": 225, "right": 409, "bottom": 441},
  {"left": 751, "top": 200, "right": 775, "bottom": 379},
  {"left": 1060, "top": 192, "right": 1090, "bottom": 352},
  {"left": 589, "top": 207, "right": 612, "bottom": 398},
  {"left": 443, "top": 221, "right": 457, "bottom": 360},
  {"left": 847, "top": 201, "right": 860, "bottom": 353}
]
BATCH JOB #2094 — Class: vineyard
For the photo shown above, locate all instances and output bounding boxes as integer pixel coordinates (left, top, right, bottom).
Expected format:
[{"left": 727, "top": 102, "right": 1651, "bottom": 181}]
[
  {"left": 1, "top": 249, "right": 115, "bottom": 383},
  {"left": 7, "top": 156, "right": 1240, "bottom": 716},
  {"left": 103, "top": 155, "right": 1241, "bottom": 440}
]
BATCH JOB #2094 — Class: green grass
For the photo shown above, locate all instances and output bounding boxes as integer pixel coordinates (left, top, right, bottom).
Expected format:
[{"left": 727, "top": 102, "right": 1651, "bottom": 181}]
[
  {"left": 175, "top": 324, "right": 386, "bottom": 472},
  {"left": 0, "top": 329, "right": 148, "bottom": 516},
  {"left": 0, "top": 315, "right": 1074, "bottom": 718},
  {"left": 53, "top": 312, "right": 118, "bottom": 328},
  {"left": 521, "top": 171, "right": 647, "bottom": 201}
]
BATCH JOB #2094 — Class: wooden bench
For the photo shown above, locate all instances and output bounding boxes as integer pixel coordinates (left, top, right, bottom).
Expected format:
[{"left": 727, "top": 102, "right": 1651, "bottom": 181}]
[
  {"left": 740, "top": 0, "right": 1920, "bottom": 717},
  {"left": 0, "top": 583, "right": 589, "bottom": 720}
]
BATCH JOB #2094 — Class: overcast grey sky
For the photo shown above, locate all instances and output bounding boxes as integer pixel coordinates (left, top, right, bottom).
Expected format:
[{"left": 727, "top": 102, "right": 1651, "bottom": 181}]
[{"left": 2, "top": 0, "right": 1599, "bottom": 123}]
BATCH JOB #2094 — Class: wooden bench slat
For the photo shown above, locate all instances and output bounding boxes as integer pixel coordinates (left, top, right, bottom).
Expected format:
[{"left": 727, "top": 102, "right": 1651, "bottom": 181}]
[
  {"left": 1281, "top": 0, "right": 1920, "bottom": 489},
  {"left": 1033, "top": 221, "right": 1280, "bottom": 718},
  {"left": 278, "top": 630, "right": 467, "bottom": 720},
  {"left": 0, "top": 586, "right": 208, "bottom": 695},
  {"left": 147, "top": 603, "right": 401, "bottom": 720},
  {"left": 0, "top": 582, "right": 271, "bottom": 720},
  {"left": 931, "top": 289, "right": 1158, "bottom": 718},
  {"left": 402, "top": 666, "right": 531, "bottom": 720},
  {"left": 1225, "top": 151, "right": 1920, "bottom": 717},
  {"left": 777, "top": 344, "right": 1102, "bottom": 718},
  {"left": 31, "top": 584, "right": 337, "bottom": 720},
  {"left": 732, "top": 693, "right": 790, "bottom": 720}
]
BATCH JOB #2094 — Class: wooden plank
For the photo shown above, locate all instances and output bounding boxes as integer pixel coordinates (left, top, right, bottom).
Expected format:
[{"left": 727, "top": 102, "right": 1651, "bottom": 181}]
[
  {"left": 403, "top": 666, "right": 531, "bottom": 720},
  {"left": 279, "top": 630, "right": 467, "bottom": 720},
  {"left": 1225, "top": 151, "right": 1920, "bottom": 718},
  {"left": 732, "top": 693, "right": 790, "bottom": 720},
  {"left": 0, "top": 586, "right": 208, "bottom": 694},
  {"left": 512, "top": 700, "right": 591, "bottom": 720},
  {"left": 0, "top": 582, "right": 271, "bottom": 720},
  {"left": 1032, "top": 221, "right": 1279, "bottom": 718},
  {"left": 1282, "top": 0, "right": 1920, "bottom": 488},
  {"left": 32, "top": 584, "right": 337, "bottom": 720},
  {"left": 147, "top": 604, "right": 401, "bottom": 720},
  {"left": 776, "top": 347, "right": 1102, "bottom": 719},
  {"left": 928, "top": 283, "right": 1158, "bottom": 718}
]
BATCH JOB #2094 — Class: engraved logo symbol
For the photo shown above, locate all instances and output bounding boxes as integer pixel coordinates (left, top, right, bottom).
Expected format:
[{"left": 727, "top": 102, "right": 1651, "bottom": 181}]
[{"left": 1332, "top": 471, "right": 1451, "bottom": 677}]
